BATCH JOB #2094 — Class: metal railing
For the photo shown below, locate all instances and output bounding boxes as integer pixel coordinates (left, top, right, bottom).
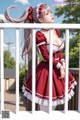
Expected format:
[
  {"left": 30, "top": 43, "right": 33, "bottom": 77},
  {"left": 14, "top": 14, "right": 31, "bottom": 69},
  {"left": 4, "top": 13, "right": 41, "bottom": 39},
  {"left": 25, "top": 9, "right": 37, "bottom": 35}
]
[{"left": 0, "top": 23, "right": 80, "bottom": 115}]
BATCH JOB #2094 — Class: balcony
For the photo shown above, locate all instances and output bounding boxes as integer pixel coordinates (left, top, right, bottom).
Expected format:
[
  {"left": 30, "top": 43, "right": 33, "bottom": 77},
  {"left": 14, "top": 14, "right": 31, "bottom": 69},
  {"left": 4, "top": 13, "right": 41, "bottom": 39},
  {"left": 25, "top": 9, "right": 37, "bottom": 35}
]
[
  {"left": 0, "top": 23, "right": 80, "bottom": 120},
  {"left": 56, "top": 68, "right": 79, "bottom": 110}
]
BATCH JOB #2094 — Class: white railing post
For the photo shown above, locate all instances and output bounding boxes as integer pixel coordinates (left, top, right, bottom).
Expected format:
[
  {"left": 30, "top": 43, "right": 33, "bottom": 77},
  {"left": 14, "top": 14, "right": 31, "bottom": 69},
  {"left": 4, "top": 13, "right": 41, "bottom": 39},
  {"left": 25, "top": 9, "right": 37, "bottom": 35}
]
[
  {"left": 0, "top": 29, "right": 4, "bottom": 111},
  {"left": 0, "top": 23, "right": 80, "bottom": 116},
  {"left": 0, "top": 23, "right": 80, "bottom": 29},
  {"left": 78, "top": 39, "right": 80, "bottom": 112},
  {"left": 32, "top": 29, "right": 36, "bottom": 114},
  {"left": 16, "top": 29, "right": 19, "bottom": 114},
  {"left": 64, "top": 29, "right": 69, "bottom": 113},
  {"left": 49, "top": 29, "right": 53, "bottom": 113}
]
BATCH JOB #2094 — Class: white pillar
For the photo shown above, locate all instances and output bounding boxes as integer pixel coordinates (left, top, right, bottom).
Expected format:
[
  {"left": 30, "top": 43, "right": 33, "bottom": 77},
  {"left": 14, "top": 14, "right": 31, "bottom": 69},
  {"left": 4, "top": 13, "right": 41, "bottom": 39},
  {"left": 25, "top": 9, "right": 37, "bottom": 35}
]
[
  {"left": 0, "top": 29, "right": 4, "bottom": 110},
  {"left": 78, "top": 39, "right": 80, "bottom": 112},
  {"left": 64, "top": 29, "right": 69, "bottom": 113},
  {"left": 32, "top": 29, "right": 36, "bottom": 114},
  {"left": 16, "top": 29, "right": 19, "bottom": 114},
  {"left": 49, "top": 29, "right": 53, "bottom": 113}
]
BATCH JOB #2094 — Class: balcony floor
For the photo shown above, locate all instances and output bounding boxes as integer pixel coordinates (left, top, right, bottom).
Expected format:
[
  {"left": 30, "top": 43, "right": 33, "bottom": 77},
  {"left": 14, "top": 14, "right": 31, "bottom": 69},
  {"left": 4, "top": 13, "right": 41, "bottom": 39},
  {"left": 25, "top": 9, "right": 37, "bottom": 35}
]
[{"left": 0, "top": 111, "right": 80, "bottom": 120}]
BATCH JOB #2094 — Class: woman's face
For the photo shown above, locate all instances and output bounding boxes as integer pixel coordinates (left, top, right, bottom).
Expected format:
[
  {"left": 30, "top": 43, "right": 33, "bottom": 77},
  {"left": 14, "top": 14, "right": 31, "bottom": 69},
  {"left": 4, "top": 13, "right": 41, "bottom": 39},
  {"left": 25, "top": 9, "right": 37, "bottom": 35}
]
[{"left": 39, "top": 8, "right": 54, "bottom": 23}]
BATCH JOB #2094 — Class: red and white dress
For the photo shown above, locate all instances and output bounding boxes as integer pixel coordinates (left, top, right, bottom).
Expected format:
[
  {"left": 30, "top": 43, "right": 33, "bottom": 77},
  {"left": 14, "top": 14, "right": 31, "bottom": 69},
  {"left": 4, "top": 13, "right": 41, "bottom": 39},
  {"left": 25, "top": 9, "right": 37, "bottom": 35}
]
[{"left": 22, "top": 29, "right": 77, "bottom": 107}]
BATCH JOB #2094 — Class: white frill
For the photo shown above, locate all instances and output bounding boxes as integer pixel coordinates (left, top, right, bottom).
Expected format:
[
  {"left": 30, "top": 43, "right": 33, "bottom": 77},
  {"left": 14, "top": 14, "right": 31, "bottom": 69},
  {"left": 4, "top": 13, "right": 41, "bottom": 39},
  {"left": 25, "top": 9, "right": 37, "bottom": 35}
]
[{"left": 22, "top": 81, "right": 77, "bottom": 107}]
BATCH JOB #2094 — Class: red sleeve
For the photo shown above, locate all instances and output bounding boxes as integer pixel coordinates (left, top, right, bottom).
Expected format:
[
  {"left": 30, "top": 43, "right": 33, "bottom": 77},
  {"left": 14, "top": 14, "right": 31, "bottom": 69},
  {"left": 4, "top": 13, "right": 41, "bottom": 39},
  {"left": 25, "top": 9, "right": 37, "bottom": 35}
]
[
  {"left": 36, "top": 31, "right": 62, "bottom": 69},
  {"left": 59, "top": 51, "right": 65, "bottom": 62}
]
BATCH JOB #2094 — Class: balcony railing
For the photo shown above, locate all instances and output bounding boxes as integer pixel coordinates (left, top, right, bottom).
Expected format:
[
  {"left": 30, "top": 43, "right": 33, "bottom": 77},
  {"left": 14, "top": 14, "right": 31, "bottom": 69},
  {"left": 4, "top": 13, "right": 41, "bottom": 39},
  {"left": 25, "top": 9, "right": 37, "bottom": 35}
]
[
  {"left": 56, "top": 68, "right": 79, "bottom": 110},
  {"left": 0, "top": 23, "right": 80, "bottom": 120}
]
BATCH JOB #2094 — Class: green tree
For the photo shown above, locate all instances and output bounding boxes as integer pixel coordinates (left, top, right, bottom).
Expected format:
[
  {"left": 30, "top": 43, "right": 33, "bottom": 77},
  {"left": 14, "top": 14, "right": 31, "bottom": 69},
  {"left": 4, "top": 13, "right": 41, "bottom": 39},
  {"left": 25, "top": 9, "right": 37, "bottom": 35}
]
[
  {"left": 69, "top": 35, "right": 80, "bottom": 51},
  {"left": 19, "top": 67, "right": 25, "bottom": 91},
  {"left": 4, "top": 50, "right": 15, "bottom": 68},
  {"left": 69, "top": 46, "right": 79, "bottom": 68},
  {"left": 54, "top": 0, "right": 80, "bottom": 36},
  {"left": 54, "top": 0, "right": 80, "bottom": 68},
  {"left": 69, "top": 35, "right": 80, "bottom": 68},
  {"left": 38, "top": 53, "right": 43, "bottom": 63}
]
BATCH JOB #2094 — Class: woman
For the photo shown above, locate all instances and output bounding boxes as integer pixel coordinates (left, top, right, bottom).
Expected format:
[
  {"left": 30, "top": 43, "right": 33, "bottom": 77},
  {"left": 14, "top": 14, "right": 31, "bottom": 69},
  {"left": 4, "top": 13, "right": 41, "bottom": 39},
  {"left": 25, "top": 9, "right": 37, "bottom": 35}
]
[{"left": 4, "top": 3, "right": 77, "bottom": 111}]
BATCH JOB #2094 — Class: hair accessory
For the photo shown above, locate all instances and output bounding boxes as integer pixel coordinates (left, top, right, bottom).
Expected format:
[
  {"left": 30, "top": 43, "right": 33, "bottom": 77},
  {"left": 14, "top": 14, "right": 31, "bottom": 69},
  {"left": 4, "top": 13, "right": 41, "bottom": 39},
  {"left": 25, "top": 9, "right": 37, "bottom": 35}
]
[
  {"left": 36, "top": 3, "right": 44, "bottom": 19},
  {"left": 27, "top": 6, "right": 34, "bottom": 23}
]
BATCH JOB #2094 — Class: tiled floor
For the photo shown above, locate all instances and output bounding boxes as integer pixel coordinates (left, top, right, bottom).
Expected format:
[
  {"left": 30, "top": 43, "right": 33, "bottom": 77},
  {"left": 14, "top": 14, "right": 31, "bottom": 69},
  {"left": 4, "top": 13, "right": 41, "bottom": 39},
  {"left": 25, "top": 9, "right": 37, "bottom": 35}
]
[{"left": 4, "top": 91, "right": 27, "bottom": 112}]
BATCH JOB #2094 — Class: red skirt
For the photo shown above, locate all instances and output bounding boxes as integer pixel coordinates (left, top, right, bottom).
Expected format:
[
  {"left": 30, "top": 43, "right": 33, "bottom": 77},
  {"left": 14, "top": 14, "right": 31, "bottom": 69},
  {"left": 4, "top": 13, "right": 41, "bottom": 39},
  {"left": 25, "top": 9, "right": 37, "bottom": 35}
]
[{"left": 22, "top": 61, "right": 77, "bottom": 107}]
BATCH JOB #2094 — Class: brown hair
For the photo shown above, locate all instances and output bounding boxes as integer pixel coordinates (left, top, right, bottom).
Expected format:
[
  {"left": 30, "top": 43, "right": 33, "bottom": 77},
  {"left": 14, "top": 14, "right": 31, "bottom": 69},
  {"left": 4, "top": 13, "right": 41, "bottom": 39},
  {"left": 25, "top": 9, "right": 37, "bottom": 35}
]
[{"left": 4, "top": 4, "right": 52, "bottom": 61}]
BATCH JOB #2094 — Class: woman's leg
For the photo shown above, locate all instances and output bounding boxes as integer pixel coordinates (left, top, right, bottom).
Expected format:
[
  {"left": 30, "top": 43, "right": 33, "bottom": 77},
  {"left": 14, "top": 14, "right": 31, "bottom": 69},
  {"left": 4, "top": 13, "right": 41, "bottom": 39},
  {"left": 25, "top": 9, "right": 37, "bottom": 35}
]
[
  {"left": 40, "top": 105, "right": 56, "bottom": 112},
  {"left": 52, "top": 106, "right": 56, "bottom": 110},
  {"left": 40, "top": 105, "right": 49, "bottom": 112}
]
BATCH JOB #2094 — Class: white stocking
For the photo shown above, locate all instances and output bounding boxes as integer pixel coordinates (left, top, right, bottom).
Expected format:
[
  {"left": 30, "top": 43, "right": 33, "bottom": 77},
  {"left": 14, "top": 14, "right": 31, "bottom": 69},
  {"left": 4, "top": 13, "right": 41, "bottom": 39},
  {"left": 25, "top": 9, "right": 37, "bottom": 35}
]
[
  {"left": 40, "top": 105, "right": 48, "bottom": 112},
  {"left": 40, "top": 105, "right": 56, "bottom": 112},
  {"left": 52, "top": 106, "right": 56, "bottom": 110}
]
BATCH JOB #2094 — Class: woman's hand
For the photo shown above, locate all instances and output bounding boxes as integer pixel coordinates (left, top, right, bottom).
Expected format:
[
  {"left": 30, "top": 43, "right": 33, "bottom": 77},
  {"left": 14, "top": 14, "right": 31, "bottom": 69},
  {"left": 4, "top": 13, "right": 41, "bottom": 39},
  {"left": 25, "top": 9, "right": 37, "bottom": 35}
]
[{"left": 59, "top": 65, "right": 65, "bottom": 79}]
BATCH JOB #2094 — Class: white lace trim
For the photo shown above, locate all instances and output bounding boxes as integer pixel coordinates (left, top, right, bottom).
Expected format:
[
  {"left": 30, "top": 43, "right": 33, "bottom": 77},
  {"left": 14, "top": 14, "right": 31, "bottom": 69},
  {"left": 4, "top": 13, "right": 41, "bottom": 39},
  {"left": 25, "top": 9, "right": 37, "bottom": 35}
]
[
  {"left": 55, "top": 58, "right": 59, "bottom": 60},
  {"left": 56, "top": 62, "right": 62, "bottom": 69},
  {"left": 37, "top": 41, "right": 46, "bottom": 47},
  {"left": 36, "top": 3, "right": 43, "bottom": 19},
  {"left": 22, "top": 81, "right": 77, "bottom": 107},
  {"left": 60, "top": 59, "right": 65, "bottom": 62}
]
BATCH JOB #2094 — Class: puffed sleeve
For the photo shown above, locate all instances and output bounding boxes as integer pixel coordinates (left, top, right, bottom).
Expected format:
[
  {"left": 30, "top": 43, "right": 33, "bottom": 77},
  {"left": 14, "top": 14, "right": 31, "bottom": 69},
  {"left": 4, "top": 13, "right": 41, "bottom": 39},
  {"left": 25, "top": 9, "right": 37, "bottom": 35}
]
[
  {"left": 36, "top": 31, "right": 62, "bottom": 69},
  {"left": 59, "top": 51, "right": 65, "bottom": 62}
]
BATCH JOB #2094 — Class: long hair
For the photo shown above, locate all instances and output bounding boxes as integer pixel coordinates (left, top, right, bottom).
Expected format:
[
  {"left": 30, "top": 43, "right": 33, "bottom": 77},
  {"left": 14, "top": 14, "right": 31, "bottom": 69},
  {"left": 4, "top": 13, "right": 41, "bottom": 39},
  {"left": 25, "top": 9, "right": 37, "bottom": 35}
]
[{"left": 4, "top": 4, "right": 52, "bottom": 61}]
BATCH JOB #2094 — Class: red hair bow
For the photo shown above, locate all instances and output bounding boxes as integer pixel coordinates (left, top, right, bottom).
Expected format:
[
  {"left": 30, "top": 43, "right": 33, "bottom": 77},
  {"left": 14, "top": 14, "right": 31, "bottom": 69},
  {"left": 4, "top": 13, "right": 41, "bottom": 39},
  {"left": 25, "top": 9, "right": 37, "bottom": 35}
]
[{"left": 28, "top": 6, "right": 34, "bottom": 23}]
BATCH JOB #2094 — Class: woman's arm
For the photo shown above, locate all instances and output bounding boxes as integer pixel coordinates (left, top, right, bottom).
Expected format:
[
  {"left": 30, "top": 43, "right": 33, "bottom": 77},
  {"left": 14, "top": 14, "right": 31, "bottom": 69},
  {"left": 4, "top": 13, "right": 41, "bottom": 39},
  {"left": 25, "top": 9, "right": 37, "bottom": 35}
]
[
  {"left": 38, "top": 44, "right": 65, "bottom": 79},
  {"left": 36, "top": 31, "right": 63, "bottom": 69},
  {"left": 38, "top": 44, "right": 62, "bottom": 69},
  {"left": 59, "top": 51, "right": 65, "bottom": 70}
]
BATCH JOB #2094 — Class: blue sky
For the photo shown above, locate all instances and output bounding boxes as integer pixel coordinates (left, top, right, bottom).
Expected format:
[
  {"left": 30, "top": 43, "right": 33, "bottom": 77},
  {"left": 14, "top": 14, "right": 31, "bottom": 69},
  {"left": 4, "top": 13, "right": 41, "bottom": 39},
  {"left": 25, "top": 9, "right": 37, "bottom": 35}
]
[
  {"left": 0, "top": 0, "right": 64, "bottom": 66},
  {"left": 0, "top": 0, "right": 64, "bottom": 22}
]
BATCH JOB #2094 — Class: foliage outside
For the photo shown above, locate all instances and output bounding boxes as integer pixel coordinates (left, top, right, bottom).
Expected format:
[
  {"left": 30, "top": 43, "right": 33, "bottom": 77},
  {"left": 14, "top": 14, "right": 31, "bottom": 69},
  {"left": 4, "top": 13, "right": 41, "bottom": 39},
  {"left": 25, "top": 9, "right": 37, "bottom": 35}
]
[
  {"left": 4, "top": 50, "right": 15, "bottom": 68},
  {"left": 54, "top": 0, "right": 80, "bottom": 68}
]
